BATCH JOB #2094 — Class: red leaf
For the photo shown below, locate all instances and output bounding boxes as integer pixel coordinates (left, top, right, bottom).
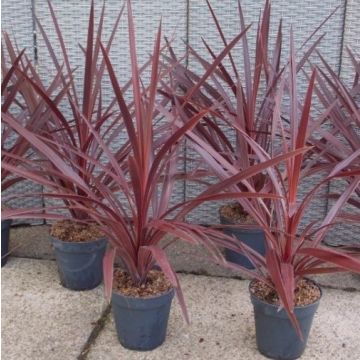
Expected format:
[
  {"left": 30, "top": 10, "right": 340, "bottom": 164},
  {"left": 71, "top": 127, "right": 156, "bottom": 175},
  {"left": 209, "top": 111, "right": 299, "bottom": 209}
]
[
  {"left": 82, "top": 0, "right": 94, "bottom": 120},
  {"left": 144, "top": 245, "right": 189, "bottom": 324},
  {"left": 266, "top": 249, "right": 303, "bottom": 339},
  {"left": 298, "top": 247, "right": 360, "bottom": 274}
]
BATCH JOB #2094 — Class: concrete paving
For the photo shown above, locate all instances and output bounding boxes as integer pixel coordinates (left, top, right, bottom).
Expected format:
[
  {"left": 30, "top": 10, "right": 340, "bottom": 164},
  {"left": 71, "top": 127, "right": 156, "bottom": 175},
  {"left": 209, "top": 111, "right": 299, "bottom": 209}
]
[
  {"left": 2, "top": 258, "right": 106, "bottom": 360},
  {"left": 2, "top": 257, "right": 360, "bottom": 360}
]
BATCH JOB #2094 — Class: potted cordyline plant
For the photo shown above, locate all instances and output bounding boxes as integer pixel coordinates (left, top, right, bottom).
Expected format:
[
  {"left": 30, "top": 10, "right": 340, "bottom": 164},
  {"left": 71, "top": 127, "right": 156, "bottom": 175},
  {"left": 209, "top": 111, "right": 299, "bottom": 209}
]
[
  {"left": 3, "top": 0, "right": 133, "bottom": 289},
  {"left": 181, "top": 37, "right": 360, "bottom": 359},
  {"left": 2, "top": 0, "right": 281, "bottom": 350},
  {"left": 164, "top": 0, "right": 335, "bottom": 269},
  {"left": 1, "top": 33, "right": 59, "bottom": 266},
  {"left": 306, "top": 48, "right": 360, "bottom": 244}
]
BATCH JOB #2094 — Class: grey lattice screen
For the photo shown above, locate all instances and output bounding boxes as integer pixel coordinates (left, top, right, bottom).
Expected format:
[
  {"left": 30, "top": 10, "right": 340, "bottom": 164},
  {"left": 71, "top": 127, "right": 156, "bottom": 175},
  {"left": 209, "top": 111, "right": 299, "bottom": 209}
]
[
  {"left": 1, "top": 0, "right": 34, "bottom": 51},
  {"left": 2, "top": 0, "right": 359, "bottom": 243},
  {"left": 185, "top": 0, "right": 346, "bottom": 226},
  {"left": 340, "top": 0, "right": 360, "bottom": 85},
  {"left": 33, "top": 0, "right": 187, "bottom": 220},
  {"left": 2, "top": 0, "right": 44, "bottom": 224},
  {"left": 325, "top": 0, "right": 360, "bottom": 246}
]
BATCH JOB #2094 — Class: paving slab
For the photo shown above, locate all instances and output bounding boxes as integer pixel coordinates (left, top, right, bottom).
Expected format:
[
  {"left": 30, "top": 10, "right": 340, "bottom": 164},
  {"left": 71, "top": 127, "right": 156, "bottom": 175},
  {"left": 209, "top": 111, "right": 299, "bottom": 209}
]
[
  {"left": 2, "top": 258, "right": 360, "bottom": 359},
  {"left": 88, "top": 274, "right": 360, "bottom": 360},
  {"left": 1, "top": 258, "right": 106, "bottom": 360}
]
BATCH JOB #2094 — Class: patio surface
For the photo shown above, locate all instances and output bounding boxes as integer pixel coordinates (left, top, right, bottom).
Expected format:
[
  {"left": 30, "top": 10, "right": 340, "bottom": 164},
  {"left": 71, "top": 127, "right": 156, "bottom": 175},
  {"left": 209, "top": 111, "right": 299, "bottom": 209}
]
[{"left": 2, "top": 226, "right": 360, "bottom": 359}]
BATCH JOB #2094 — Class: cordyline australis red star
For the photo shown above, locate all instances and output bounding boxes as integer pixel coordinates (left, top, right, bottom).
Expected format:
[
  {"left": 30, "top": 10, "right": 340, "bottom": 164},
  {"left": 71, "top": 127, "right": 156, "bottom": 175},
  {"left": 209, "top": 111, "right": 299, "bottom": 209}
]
[
  {"left": 155, "top": 0, "right": 360, "bottom": 337},
  {"left": 160, "top": 0, "right": 339, "bottom": 225},
  {"left": 2, "top": 31, "right": 64, "bottom": 200},
  {"left": 2, "top": 0, "right": 360, "bottom": 338},
  {"left": 171, "top": 22, "right": 360, "bottom": 336},
  {"left": 2, "top": 0, "right": 285, "bottom": 323}
]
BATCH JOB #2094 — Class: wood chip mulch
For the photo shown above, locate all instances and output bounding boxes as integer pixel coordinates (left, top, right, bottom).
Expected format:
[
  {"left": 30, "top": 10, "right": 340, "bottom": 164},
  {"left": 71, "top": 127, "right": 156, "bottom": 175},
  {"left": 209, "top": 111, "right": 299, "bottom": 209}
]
[
  {"left": 113, "top": 269, "right": 172, "bottom": 298},
  {"left": 50, "top": 220, "right": 103, "bottom": 242},
  {"left": 250, "top": 278, "right": 321, "bottom": 306},
  {"left": 220, "top": 202, "right": 256, "bottom": 224}
]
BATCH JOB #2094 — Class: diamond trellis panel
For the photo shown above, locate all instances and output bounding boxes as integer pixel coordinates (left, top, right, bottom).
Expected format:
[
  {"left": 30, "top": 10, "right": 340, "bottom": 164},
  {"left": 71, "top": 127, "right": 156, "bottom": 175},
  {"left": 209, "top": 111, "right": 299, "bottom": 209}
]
[
  {"left": 2, "top": 0, "right": 44, "bottom": 225},
  {"left": 33, "top": 0, "right": 187, "bottom": 220},
  {"left": 186, "top": 0, "right": 345, "bottom": 224}
]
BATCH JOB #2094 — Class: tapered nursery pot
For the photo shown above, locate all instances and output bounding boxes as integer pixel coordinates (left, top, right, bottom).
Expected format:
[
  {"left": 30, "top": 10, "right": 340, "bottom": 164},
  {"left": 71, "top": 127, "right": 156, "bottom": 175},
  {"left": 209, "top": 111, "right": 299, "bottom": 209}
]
[
  {"left": 220, "top": 215, "right": 266, "bottom": 269},
  {"left": 249, "top": 280, "right": 321, "bottom": 360},
  {"left": 112, "top": 288, "right": 174, "bottom": 351},
  {"left": 2, "top": 219, "right": 12, "bottom": 267},
  {"left": 50, "top": 236, "right": 107, "bottom": 290}
]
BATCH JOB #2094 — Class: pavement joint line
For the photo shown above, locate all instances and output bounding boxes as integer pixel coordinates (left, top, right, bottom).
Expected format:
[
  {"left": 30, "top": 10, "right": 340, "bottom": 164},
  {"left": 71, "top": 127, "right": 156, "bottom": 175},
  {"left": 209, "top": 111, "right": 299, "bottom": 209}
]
[
  {"left": 177, "top": 269, "right": 245, "bottom": 280},
  {"left": 176, "top": 270, "right": 360, "bottom": 292},
  {"left": 8, "top": 257, "right": 360, "bottom": 295},
  {"left": 11, "top": 255, "right": 56, "bottom": 262},
  {"left": 319, "top": 284, "right": 359, "bottom": 292},
  {"left": 8, "top": 258, "right": 360, "bottom": 293},
  {"left": 77, "top": 304, "right": 112, "bottom": 360}
]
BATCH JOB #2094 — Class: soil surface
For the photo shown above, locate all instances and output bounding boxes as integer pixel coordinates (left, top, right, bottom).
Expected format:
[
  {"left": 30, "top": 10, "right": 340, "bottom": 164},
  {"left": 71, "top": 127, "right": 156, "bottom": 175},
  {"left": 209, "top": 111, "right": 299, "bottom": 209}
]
[
  {"left": 113, "top": 269, "right": 172, "bottom": 298},
  {"left": 220, "top": 202, "right": 256, "bottom": 224},
  {"left": 250, "top": 278, "right": 321, "bottom": 306},
  {"left": 50, "top": 220, "right": 103, "bottom": 242}
]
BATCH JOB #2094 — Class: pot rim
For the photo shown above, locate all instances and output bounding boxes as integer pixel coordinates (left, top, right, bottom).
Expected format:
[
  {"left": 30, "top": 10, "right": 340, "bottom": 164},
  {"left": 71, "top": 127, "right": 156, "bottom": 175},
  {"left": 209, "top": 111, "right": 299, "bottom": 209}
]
[
  {"left": 50, "top": 235, "right": 107, "bottom": 245},
  {"left": 111, "top": 287, "right": 175, "bottom": 302},
  {"left": 112, "top": 286, "right": 175, "bottom": 301},
  {"left": 222, "top": 225, "right": 264, "bottom": 233},
  {"left": 1, "top": 218, "right": 13, "bottom": 225},
  {"left": 249, "top": 277, "right": 322, "bottom": 310},
  {"left": 219, "top": 215, "right": 262, "bottom": 231}
]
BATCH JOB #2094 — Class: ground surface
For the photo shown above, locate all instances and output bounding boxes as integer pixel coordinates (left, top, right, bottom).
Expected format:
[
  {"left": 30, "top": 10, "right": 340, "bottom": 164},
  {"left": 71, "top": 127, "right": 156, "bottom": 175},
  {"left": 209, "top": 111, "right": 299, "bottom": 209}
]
[{"left": 2, "top": 226, "right": 360, "bottom": 359}]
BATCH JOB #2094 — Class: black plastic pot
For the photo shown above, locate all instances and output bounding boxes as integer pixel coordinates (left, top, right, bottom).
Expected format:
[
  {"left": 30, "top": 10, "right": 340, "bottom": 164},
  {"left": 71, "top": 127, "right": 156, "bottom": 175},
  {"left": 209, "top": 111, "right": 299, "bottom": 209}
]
[
  {"left": 249, "top": 280, "right": 321, "bottom": 360},
  {"left": 2, "top": 219, "right": 12, "bottom": 267},
  {"left": 50, "top": 236, "right": 107, "bottom": 290},
  {"left": 112, "top": 287, "right": 174, "bottom": 351},
  {"left": 220, "top": 215, "right": 266, "bottom": 269}
]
